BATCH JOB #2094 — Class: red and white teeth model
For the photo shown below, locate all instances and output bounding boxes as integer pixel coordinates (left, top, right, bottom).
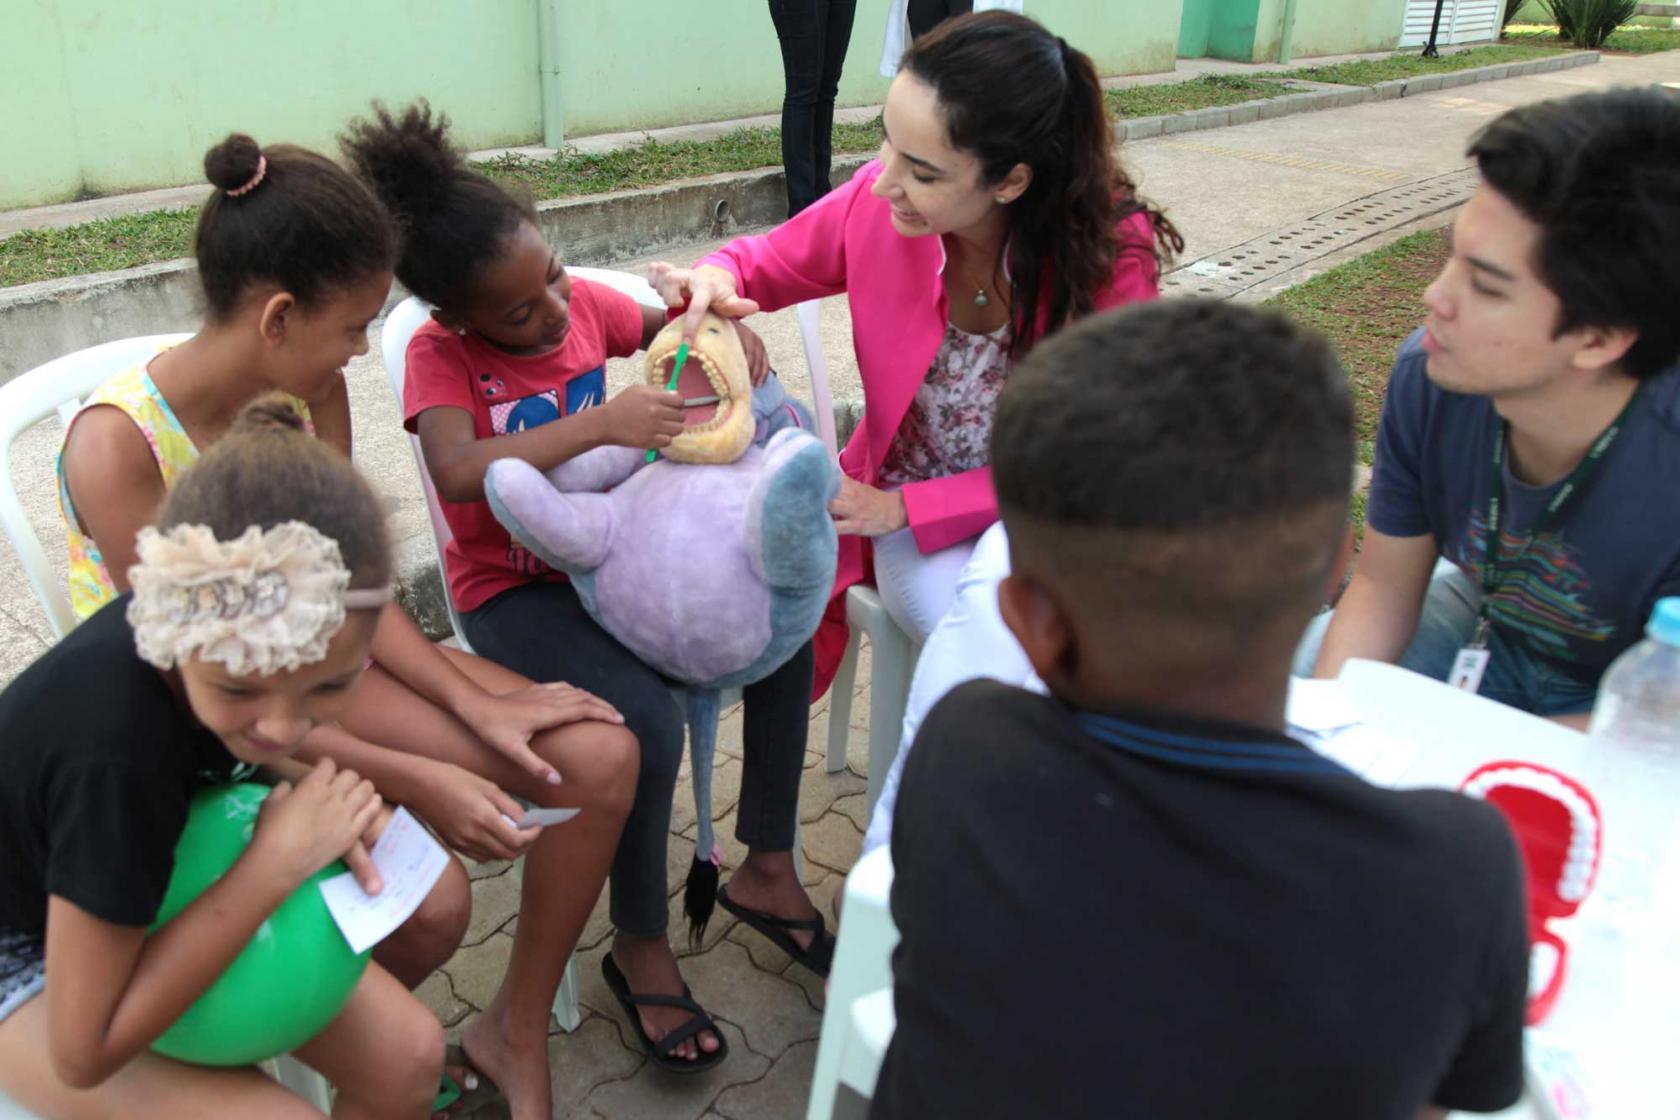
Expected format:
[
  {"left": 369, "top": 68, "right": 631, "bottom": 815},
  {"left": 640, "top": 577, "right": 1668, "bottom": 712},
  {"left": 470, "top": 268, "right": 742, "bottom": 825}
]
[{"left": 1461, "top": 762, "right": 1603, "bottom": 1026}]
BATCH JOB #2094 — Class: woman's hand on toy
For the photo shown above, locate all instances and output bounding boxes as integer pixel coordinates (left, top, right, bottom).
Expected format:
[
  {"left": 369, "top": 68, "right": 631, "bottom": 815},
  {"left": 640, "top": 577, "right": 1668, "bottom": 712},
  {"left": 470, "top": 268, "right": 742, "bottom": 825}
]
[
  {"left": 734, "top": 320, "right": 771, "bottom": 387},
  {"left": 648, "top": 262, "right": 760, "bottom": 341},
  {"left": 251, "top": 758, "right": 383, "bottom": 891},
  {"left": 464, "top": 682, "right": 625, "bottom": 785},
  {"left": 829, "top": 477, "right": 909, "bottom": 536},
  {"left": 407, "top": 759, "right": 537, "bottom": 863},
  {"left": 600, "top": 383, "right": 684, "bottom": 449}
]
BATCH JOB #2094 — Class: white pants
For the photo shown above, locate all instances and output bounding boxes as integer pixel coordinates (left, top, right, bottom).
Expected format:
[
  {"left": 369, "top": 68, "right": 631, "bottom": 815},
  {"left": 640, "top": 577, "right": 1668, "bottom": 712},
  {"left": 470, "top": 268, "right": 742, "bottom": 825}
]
[
  {"left": 871, "top": 523, "right": 975, "bottom": 645},
  {"left": 862, "top": 522, "right": 1043, "bottom": 854}
]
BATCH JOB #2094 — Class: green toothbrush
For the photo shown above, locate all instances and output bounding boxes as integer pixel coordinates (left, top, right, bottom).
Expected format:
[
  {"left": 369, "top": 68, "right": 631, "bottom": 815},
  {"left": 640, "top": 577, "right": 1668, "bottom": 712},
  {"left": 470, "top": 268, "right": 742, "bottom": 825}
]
[{"left": 647, "top": 341, "right": 689, "bottom": 464}]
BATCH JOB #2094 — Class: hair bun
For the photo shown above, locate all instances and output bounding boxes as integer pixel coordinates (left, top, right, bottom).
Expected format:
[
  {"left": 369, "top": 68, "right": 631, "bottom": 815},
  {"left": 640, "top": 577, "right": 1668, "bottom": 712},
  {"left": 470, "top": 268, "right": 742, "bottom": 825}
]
[
  {"left": 233, "top": 392, "right": 309, "bottom": 436},
  {"left": 204, "top": 134, "right": 265, "bottom": 193}
]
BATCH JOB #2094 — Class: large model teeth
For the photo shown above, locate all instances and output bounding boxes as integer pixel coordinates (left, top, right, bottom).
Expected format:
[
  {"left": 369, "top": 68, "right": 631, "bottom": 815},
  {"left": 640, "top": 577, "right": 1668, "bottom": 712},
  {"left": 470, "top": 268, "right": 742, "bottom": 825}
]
[
  {"left": 1462, "top": 764, "right": 1601, "bottom": 902},
  {"left": 650, "top": 349, "right": 733, "bottom": 432}
]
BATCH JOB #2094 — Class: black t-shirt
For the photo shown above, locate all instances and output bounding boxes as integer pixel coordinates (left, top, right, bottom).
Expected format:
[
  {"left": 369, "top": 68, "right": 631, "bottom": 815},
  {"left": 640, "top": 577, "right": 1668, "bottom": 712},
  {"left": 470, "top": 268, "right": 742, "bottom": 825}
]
[
  {"left": 874, "top": 681, "right": 1529, "bottom": 1120},
  {"left": 0, "top": 596, "right": 241, "bottom": 933}
]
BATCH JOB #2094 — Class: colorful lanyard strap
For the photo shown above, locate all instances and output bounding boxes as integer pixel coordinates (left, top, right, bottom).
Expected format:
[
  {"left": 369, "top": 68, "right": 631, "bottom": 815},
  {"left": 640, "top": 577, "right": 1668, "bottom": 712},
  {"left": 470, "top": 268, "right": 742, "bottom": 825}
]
[{"left": 1473, "top": 384, "right": 1642, "bottom": 647}]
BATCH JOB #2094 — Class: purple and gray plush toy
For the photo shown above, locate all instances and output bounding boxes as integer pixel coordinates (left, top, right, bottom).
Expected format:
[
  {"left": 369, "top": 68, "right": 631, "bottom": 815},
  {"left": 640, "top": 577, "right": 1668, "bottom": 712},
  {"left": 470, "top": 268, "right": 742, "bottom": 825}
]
[{"left": 483, "top": 314, "right": 840, "bottom": 940}]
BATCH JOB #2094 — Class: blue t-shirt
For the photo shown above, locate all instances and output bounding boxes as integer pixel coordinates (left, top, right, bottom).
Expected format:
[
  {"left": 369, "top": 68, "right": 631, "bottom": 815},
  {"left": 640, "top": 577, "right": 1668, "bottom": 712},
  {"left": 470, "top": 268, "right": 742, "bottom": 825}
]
[{"left": 1368, "top": 331, "right": 1680, "bottom": 692}]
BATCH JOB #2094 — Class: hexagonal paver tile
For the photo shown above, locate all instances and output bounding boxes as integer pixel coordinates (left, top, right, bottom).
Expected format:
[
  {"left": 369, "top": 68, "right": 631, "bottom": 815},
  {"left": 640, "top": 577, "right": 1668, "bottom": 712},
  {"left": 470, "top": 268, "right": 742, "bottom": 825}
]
[
  {"left": 583, "top": 1019, "right": 767, "bottom": 1120},
  {"left": 797, "top": 765, "right": 867, "bottom": 825},
  {"left": 683, "top": 940, "right": 820, "bottom": 1061},
  {"left": 448, "top": 929, "right": 514, "bottom": 1010},
  {"left": 545, "top": 1014, "right": 646, "bottom": 1119},
  {"left": 828, "top": 791, "right": 870, "bottom": 832},
  {"left": 415, "top": 969, "right": 471, "bottom": 1027},
  {"left": 712, "top": 1038, "right": 819, "bottom": 1120},
  {"left": 465, "top": 864, "right": 523, "bottom": 946},
  {"left": 799, "top": 812, "right": 862, "bottom": 875}
]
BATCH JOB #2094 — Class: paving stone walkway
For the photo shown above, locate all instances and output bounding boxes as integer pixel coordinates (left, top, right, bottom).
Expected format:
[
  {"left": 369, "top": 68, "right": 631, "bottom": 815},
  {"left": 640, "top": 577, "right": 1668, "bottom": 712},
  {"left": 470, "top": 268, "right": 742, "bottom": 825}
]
[{"left": 426, "top": 650, "right": 879, "bottom": 1120}]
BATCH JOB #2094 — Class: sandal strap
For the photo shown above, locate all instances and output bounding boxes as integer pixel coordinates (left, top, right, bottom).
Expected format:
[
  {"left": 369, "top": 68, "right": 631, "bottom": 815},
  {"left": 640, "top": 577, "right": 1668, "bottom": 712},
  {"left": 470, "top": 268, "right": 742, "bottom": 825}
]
[
  {"left": 618, "top": 989, "right": 705, "bottom": 1014},
  {"left": 654, "top": 1011, "right": 720, "bottom": 1059},
  {"left": 749, "top": 910, "right": 824, "bottom": 934}
]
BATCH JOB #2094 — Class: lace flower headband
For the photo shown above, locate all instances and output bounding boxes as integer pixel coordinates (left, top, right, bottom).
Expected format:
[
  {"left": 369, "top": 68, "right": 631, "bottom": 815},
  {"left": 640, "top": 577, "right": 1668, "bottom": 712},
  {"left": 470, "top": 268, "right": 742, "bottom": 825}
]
[{"left": 127, "top": 521, "right": 391, "bottom": 676}]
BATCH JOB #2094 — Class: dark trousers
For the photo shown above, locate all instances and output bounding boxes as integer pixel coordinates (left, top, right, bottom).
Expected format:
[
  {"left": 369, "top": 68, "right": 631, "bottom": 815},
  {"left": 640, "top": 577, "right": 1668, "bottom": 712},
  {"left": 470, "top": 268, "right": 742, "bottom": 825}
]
[
  {"left": 769, "top": 0, "right": 857, "bottom": 217},
  {"left": 907, "top": 0, "right": 972, "bottom": 39},
  {"left": 463, "top": 581, "right": 813, "bottom": 937}
]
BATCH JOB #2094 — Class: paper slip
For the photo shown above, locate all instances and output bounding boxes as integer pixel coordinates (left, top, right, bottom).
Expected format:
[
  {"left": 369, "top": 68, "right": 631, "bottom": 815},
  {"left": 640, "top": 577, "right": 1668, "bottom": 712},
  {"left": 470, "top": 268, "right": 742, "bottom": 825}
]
[
  {"left": 319, "top": 807, "right": 451, "bottom": 955},
  {"left": 1286, "top": 676, "right": 1362, "bottom": 734}
]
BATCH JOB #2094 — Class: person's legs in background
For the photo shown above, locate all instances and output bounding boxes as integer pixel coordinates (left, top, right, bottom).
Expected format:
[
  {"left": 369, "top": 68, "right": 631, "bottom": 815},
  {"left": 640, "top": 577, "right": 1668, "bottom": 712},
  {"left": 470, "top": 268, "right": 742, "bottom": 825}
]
[
  {"left": 907, "top": 0, "right": 972, "bottom": 39},
  {"left": 721, "top": 641, "right": 832, "bottom": 965},
  {"left": 770, "top": 0, "right": 823, "bottom": 217},
  {"left": 813, "top": 0, "right": 858, "bottom": 205}
]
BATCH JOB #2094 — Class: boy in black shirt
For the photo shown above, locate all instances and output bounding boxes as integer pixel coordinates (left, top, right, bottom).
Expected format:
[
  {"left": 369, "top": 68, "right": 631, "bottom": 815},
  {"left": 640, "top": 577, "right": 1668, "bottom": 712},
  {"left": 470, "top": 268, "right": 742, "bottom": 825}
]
[{"left": 873, "top": 301, "right": 1530, "bottom": 1119}]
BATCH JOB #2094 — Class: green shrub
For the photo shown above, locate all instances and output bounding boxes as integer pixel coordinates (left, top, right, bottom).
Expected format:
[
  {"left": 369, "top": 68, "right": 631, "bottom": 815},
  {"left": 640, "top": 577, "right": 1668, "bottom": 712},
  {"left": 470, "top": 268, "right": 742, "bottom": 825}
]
[
  {"left": 1541, "top": 0, "right": 1638, "bottom": 47},
  {"left": 1502, "top": 0, "right": 1528, "bottom": 27}
]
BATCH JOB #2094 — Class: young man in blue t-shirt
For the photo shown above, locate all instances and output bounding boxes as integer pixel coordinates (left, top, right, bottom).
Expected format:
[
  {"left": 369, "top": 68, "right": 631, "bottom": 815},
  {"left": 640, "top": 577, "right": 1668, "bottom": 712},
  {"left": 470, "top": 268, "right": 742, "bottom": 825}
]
[{"left": 1307, "top": 88, "right": 1680, "bottom": 726}]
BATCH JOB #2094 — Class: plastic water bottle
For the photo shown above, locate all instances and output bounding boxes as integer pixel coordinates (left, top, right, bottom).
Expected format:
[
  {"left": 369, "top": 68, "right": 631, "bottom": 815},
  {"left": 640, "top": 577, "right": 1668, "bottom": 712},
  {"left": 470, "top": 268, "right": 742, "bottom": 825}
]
[{"left": 1558, "top": 598, "right": 1680, "bottom": 1111}]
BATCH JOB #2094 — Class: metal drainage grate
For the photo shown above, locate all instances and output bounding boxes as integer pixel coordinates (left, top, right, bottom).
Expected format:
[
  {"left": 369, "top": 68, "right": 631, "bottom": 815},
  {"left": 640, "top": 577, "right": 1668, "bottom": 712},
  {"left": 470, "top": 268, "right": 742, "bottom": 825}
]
[{"left": 1161, "top": 166, "right": 1477, "bottom": 301}]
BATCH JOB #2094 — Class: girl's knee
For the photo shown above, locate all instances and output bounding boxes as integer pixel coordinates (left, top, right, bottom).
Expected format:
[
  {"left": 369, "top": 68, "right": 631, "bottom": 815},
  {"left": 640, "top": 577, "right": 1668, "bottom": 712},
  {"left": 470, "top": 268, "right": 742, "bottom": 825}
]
[
  {"left": 401, "top": 856, "right": 471, "bottom": 968},
  {"left": 357, "top": 1000, "right": 444, "bottom": 1109},
  {"left": 535, "top": 722, "right": 639, "bottom": 817}
]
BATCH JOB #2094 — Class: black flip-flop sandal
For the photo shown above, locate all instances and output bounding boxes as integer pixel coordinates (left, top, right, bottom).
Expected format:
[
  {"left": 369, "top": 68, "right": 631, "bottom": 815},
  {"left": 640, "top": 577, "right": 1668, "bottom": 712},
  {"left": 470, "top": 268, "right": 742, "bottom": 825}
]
[
  {"left": 433, "top": 1043, "right": 501, "bottom": 1115},
  {"left": 600, "top": 953, "right": 729, "bottom": 1074},
  {"left": 716, "top": 883, "right": 834, "bottom": 977}
]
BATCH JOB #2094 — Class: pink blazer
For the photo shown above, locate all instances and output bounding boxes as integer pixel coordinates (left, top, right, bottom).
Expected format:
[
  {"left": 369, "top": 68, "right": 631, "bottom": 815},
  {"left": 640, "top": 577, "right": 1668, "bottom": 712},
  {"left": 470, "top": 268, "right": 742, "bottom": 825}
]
[{"left": 699, "top": 160, "right": 1162, "bottom": 694}]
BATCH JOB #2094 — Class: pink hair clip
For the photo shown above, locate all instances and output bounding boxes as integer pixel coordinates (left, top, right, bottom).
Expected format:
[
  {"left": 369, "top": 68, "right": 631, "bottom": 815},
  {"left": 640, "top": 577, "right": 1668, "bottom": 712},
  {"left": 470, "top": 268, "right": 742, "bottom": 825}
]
[{"left": 226, "top": 155, "right": 267, "bottom": 198}]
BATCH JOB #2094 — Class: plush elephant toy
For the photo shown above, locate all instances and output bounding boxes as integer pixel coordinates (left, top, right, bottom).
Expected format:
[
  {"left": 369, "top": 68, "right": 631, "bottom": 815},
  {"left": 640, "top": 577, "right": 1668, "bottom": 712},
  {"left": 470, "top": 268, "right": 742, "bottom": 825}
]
[{"left": 483, "top": 313, "right": 840, "bottom": 940}]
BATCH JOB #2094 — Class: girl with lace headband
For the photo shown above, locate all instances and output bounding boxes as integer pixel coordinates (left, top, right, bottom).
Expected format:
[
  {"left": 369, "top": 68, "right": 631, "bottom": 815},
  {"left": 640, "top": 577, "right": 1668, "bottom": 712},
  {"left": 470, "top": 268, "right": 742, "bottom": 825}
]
[
  {"left": 55, "top": 131, "right": 639, "bottom": 1114},
  {"left": 0, "top": 397, "right": 449, "bottom": 1117}
]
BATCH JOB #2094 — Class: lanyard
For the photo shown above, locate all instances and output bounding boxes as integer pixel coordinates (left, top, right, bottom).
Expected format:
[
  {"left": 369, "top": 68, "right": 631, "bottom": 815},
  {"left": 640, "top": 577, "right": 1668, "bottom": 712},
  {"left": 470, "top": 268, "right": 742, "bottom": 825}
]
[{"left": 1475, "top": 386, "right": 1642, "bottom": 644}]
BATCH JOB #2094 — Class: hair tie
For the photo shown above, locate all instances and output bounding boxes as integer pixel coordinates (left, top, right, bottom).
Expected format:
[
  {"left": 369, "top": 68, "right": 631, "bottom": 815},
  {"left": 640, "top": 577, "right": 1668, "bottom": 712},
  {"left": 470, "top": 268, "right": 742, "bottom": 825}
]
[{"left": 226, "top": 155, "right": 267, "bottom": 198}]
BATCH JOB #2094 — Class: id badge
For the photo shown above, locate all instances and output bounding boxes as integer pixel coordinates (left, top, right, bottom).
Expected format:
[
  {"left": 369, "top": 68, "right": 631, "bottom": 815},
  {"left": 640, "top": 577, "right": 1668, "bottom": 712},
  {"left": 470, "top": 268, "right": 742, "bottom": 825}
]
[{"left": 1448, "top": 620, "right": 1492, "bottom": 693}]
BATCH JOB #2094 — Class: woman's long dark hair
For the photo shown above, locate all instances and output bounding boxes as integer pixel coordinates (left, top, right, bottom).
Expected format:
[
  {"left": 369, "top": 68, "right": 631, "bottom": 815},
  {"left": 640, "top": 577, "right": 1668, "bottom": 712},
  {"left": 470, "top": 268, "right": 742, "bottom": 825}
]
[{"left": 903, "top": 12, "right": 1181, "bottom": 356}]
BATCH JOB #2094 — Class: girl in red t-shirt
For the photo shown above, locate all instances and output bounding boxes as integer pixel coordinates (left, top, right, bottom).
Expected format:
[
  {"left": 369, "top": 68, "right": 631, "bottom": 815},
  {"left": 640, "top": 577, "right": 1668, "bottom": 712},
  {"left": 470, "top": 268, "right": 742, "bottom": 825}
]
[{"left": 346, "top": 103, "right": 825, "bottom": 1081}]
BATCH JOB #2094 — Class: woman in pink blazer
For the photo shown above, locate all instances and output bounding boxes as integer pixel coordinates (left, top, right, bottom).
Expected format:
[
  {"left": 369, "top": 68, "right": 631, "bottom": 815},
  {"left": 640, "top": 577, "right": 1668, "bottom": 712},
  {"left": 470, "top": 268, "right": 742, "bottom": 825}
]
[{"left": 654, "top": 11, "right": 1179, "bottom": 697}]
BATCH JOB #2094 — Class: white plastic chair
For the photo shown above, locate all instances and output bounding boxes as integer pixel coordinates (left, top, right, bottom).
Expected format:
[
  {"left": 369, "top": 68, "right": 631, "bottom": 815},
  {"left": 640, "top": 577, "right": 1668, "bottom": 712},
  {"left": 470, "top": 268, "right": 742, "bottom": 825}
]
[
  {"left": 807, "top": 844, "right": 899, "bottom": 1120},
  {"left": 0, "top": 335, "right": 335, "bottom": 1110},
  {"left": 792, "top": 299, "right": 920, "bottom": 804},
  {"left": 0, "top": 333, "right": 189, "bottom": 640}
]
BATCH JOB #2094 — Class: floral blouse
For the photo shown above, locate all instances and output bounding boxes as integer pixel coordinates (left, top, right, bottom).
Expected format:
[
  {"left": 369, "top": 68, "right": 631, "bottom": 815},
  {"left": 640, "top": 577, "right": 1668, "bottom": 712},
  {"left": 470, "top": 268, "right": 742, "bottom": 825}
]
[{"left": 879, "top": 320, "right": 1012, "bottom": 486}]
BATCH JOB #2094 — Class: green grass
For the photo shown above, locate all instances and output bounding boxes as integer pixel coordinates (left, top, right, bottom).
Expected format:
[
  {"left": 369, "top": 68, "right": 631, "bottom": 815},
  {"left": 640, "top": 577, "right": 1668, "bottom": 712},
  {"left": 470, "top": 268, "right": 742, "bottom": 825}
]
[
  {"left": 1103, "top": 74, "right": 1295, "bottom": 119},
  {"left": 1264, "top": 227, "right": 1451, "bottom": 446},
  {"left": 478, "top": 120, "right": 885, "bottom": 202},
  {"left": 1263, "top": 227, "right": 1450, "bottom": 542},
  {"left": 1276, "top": 43, "right": 1567, "bottom": 85},
  {"left": 0, "top": 210, "right": 198, "bottom": 288},
  {"left": 1504, "top": 22, "right": 1680, "bottom": 51}
]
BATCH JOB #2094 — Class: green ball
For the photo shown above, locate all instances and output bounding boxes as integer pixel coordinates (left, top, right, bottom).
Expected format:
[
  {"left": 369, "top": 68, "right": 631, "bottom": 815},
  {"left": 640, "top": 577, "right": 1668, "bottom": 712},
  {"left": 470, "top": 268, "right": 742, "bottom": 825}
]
[{"left": 148, "top": 782, "right": 370, "bottom": 1067}]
